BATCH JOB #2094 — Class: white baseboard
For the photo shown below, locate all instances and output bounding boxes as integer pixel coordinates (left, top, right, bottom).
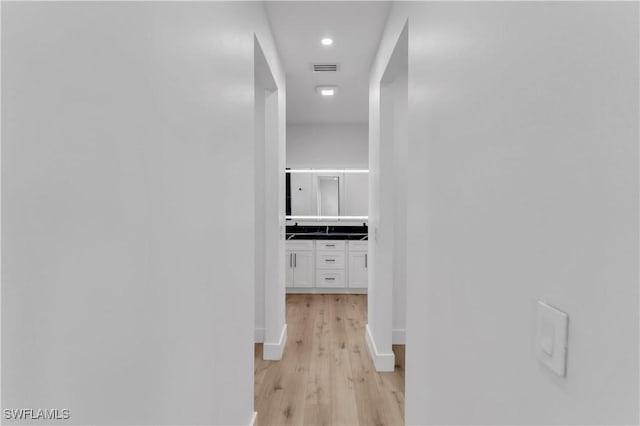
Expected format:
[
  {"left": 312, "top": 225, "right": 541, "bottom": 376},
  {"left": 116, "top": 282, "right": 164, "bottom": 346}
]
[
  {"left": 263, "top": 323, "right": 287, "bottom": 360},
  {"left": 392, "top": 328, "right": 406, "bottom": 345},
  {"left": 248, "top": 411, "right": 257, "bottom": 426},
  {"left": 286, "top": 288, "right": 367, "bottom": 295},
  {"left": 365, "top": 324, "right": 395, "bottom": 372},
  {"left": 255, "top": 327, "right": 265, "bottom": 343}
]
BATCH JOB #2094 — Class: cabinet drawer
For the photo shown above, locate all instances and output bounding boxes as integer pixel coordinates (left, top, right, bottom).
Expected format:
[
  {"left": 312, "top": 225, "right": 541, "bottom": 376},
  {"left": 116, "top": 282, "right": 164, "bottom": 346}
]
[
  {"left": 348, "top": 241, "right": 368, "bottom": 252},
  {"left": 315, "top": 252, "right": 345, "bottom": 269},
  {"left": 315, "top": 270, "right": 345, "bottom": 288},
  {"left": 315, "top": 240, "right": 345, "bottom": 251}
]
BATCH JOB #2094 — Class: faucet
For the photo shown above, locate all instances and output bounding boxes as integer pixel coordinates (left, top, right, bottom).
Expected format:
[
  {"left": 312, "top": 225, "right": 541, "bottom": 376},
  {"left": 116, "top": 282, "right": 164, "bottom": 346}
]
[{"left": 326, "top": 225, "right": 329, "bottom": 234}]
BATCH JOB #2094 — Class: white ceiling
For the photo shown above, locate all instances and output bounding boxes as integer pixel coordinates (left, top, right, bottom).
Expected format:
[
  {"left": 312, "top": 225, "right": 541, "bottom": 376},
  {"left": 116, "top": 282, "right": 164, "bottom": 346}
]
[{"left": 265, "top": 1, "right": 391, "bottom": 124}]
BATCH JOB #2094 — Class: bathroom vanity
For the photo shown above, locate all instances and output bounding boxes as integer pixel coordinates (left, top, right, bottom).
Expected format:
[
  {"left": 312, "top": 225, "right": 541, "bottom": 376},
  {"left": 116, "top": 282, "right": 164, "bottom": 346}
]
[
  {"left": 285, "top": 238, "right": 368, "bottom": 294},
  {"left": 285, "top": 169, "right": 369, "bottom": 294}
]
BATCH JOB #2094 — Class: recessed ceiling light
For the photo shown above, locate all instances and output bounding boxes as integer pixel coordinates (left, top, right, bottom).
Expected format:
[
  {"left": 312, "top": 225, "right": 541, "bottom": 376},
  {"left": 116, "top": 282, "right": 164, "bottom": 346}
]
[
  {"left": 321, "top": 38, "right": 333, "bottom": 46},
  {"left": 316, "top": 86, "right": 337, "bottom": 96}
]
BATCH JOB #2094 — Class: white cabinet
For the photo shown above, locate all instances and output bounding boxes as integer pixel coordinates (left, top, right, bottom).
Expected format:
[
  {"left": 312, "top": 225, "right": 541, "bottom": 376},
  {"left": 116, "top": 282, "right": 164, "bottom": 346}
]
[
  {"left": 286, "top": 239, "right": 368, "bottom": 292},
  {"left": 286, "top": 241, "right": 314, "bottom": 288},
  {"left": 347, "top": 241, "right": 368, "bottom": 289},
  {"left": 347, "top": 252, "right": 368, "bottom": 288},
  {"left": 291, "top": 251, "right": 314, "bottom": 288}
]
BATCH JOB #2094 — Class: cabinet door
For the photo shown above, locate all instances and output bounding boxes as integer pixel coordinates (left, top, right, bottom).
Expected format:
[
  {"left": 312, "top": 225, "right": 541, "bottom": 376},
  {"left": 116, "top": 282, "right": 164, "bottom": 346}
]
[
  {"left": 348, "top": 252, "right": 368, "bottom": 289},
  {"left": 285, "top": 251, "right": 294, "bottom": 287},
  {"left": 292, "top": 251, "right": 314, "bottom": 288}
]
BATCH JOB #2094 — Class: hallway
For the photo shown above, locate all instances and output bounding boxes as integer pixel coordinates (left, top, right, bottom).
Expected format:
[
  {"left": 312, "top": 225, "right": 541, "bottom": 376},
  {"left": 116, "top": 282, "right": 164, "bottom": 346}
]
[
  {"left": 255, "top": 295, "right": 404, "bottom": 426},
  {"left": 2, "top": 2, "right": 638, "bottom": 425}
]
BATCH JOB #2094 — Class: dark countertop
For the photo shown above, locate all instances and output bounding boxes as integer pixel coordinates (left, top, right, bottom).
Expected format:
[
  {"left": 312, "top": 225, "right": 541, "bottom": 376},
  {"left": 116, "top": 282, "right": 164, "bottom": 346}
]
[
  {"left": 287, "top": 233, "right": 368, "bottom": 240},
  {"left": 286, "top": 224, "right": 368, "bottom": 240}
]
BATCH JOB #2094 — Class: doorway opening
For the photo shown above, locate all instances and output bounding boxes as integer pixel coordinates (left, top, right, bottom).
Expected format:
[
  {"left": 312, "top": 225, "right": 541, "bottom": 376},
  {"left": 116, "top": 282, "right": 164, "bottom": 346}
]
[
  {"left": 254, "top": 34, "right": 287, "bottom": 365},
  {"left": 254, "top": 2, "right": 407, "bottom": 425},
  {"left": 367, "top": 21, "right": 409, "bottom": 372}
]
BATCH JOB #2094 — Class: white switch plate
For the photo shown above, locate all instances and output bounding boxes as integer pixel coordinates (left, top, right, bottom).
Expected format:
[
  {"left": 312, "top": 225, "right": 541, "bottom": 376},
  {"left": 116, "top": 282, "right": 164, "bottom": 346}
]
[{"left": 536, "top": 301, "right": 568, "bottom": 377}]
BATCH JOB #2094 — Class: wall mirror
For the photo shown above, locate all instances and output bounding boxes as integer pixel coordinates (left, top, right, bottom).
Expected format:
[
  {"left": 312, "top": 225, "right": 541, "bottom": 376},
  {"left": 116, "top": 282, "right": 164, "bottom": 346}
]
[
  {"left": 285, "top": 169, "right": 368, "bottom": 221},
  {"left": 317, "top": 175, "right": 340, "bottom": 216}
]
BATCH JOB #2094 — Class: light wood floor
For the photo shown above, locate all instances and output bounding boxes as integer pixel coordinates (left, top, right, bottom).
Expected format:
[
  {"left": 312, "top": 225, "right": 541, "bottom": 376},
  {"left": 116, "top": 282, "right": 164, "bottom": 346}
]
[{"left": 255, "top": 294, "right": 405, "bottom": 426}]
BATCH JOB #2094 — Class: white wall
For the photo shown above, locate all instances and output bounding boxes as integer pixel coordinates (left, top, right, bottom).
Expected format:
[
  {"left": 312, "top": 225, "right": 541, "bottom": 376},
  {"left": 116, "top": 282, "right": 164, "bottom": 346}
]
[
  {"left": 372, "top": 2, "right": 639, "bottom": 424},
  {"left": 253, "top": 35, "right": 287, "bottom": 362},
  {"left": 287, "top": 123, "right": 368, "bottom": 169},
  {"left": 254, "top": 55, "right": 267, "bottom": 345},
  {"left": 386, "top": 35, "right": 408, "bottom": 347},
  {"left": 2, "top": 2, "right": 284, "bottom": 425},
  {"left": 366, "top": 22, "right": 408, "bottom": 371}
]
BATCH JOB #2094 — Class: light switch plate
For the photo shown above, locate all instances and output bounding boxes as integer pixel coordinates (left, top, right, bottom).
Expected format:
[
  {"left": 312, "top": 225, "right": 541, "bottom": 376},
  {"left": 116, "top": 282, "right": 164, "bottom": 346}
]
[{"left": 536, "top": 301, "right": 568, "bottom": 377}]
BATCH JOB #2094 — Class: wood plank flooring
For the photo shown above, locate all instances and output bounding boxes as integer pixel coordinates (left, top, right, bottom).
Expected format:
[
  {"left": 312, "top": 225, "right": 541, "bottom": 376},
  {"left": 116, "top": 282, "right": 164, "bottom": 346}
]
[{"left": 255, "top": 294, "right": 405, "bottom": 426}]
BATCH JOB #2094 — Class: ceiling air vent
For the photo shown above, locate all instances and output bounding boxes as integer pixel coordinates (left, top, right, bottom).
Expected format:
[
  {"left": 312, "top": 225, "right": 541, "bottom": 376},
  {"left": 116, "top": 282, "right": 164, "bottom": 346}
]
[{"left": 312, "top": 64, "right": 339, "bottom": 72}]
